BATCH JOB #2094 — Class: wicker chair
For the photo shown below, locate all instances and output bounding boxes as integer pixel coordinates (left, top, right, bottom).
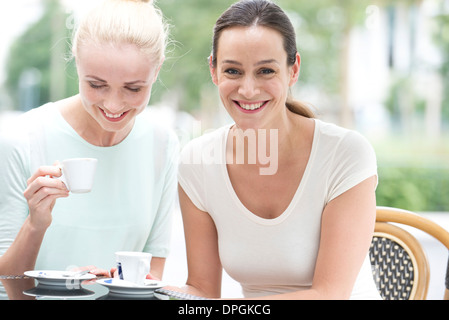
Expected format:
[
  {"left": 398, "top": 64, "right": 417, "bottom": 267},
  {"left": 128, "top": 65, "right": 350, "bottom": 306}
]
[{"left": 369, "top": 206, "right": 449, "bottom": 300}]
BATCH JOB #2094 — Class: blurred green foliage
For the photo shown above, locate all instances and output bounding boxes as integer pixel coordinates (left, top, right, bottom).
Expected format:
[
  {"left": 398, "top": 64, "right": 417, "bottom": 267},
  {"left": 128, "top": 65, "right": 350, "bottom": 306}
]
[
  {"left": 5, "top": 0, "right": 78, "bottom": 109},
  {"left": 376, "top": 165, "right": 449, "bottom": 212},
  {"left": 374, "top": 136, "right": 449, "bottom": 212},
  {"left": 154, "top": 0, "right": 230, "bottom": 112}
]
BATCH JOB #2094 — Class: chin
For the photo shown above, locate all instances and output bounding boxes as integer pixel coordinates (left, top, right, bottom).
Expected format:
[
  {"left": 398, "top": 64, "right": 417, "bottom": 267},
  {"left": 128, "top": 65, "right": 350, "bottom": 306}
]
[{"left": 233, "top": 121, "right": 262, "bottom": 132}]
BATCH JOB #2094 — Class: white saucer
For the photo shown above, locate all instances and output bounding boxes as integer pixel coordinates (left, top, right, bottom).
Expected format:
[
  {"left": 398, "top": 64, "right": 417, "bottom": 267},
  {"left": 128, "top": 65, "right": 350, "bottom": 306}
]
[
  {"left": 23, "top": 284, "right": 95, "bottom": 299},
  {"left": 24, "top": 270, "right": 96, "bottom": 286},
  {"left": 96, "top": 278, "right": 163, "bottom": 296}
]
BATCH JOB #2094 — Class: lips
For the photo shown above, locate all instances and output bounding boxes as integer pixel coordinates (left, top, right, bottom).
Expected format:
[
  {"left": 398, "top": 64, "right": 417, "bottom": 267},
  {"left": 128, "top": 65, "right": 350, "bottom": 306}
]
[{"left": 99, "top": 107, "right": 128, "bottom": 122}]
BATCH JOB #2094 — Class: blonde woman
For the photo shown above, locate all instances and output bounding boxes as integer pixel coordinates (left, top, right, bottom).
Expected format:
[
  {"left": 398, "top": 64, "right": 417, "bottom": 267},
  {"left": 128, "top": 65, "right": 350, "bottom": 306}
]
[{"left": 0, "top": 0, "right": 177, "bottom": 285}]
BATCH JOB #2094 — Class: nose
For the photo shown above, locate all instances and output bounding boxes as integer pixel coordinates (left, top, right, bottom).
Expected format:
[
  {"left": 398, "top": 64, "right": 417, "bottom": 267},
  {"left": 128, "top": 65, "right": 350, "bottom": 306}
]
[
  {"left": 102, "top": 90, "right": 125, "bottom": 113},
  {"left": 238, "top": 75, "right": 260, "bottom": 99}
]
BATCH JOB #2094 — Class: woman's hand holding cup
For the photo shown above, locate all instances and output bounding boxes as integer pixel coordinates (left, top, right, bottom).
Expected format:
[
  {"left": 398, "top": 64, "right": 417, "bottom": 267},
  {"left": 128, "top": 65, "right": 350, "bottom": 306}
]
[
  {"left": 23, "top": 158, "right": 97, "bottom": 231},
  {"left": 23, "top": 162, "right": 69, "bottom": 231}
]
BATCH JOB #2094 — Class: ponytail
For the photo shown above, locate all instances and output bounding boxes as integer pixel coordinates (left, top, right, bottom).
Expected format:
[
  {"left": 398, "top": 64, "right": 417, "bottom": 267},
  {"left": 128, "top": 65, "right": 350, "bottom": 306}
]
[{"left": 286, "top": 98, "right": 315, "bottom": 118}]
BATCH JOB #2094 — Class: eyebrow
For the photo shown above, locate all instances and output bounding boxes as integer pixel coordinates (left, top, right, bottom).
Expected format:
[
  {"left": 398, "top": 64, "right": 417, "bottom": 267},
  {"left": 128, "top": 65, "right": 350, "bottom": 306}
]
[
  {"left": 85, "top": 75, "right": 147, "bottom": 85},
  {"left": 221, "top": 59, "right": 279, "bottom": 66},
  {"left": 86, "top": 75, "right": 107, "bottom": 83}
]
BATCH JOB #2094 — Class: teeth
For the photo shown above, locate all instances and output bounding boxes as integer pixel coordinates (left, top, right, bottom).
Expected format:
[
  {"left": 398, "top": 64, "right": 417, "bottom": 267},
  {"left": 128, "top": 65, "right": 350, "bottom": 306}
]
[
  {"left": 103, "top": 109, "right": 124, "bottom": 118},
  {"left": 239, "top": 102, "right": 264, "bottom": 110}
]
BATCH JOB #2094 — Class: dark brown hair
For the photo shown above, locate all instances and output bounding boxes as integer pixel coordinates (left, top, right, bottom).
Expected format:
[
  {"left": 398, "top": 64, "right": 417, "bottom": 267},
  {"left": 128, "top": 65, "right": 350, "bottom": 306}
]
[{"left": 211, "top": 0, "right": 314, "bottom": 118}]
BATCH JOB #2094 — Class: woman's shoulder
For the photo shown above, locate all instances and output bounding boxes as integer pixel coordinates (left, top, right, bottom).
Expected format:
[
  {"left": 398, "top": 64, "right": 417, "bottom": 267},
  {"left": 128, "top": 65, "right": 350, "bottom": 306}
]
[
  {"left": 315, "top": 118, "right": 373, "bottom": 149},
  {"left": 314, "top": 119, "right": 377, "bottom": 173},
  {"left": 0, "top": 103, "right": 57, "bottom": 143},
  {"left": 315, "top": 118, "right": 351, "bottom": 137}
]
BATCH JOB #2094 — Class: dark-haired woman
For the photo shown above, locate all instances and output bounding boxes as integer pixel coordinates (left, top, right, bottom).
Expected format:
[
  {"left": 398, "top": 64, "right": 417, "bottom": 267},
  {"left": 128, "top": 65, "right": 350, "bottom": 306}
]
[{"left": 176, "top": 0, "right": 380, "bottom": 300}]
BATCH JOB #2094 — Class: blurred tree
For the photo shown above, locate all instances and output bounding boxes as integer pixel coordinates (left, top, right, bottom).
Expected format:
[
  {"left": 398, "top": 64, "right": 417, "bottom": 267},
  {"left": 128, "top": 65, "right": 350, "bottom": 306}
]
[
  {"left": 5, "top": 0, "right": 77, "bottom": 110},
  {"left": 155, "top": 0, "right": 229, "bottom": 114}
]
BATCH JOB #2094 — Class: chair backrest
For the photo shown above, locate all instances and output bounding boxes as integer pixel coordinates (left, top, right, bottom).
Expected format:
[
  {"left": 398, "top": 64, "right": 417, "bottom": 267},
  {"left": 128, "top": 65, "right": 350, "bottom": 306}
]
[{"left": 369, "top": 206, "right": 449, "bottom": 300}]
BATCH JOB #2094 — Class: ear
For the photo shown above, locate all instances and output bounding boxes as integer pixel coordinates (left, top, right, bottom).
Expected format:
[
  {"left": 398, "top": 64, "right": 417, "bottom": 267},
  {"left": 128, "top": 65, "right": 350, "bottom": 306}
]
[
  {"left": 208, "top": 55, "right": 218, "bottom": 86},
  {"left": 288, "top": 52, "right": 301, "bottom": 87}
]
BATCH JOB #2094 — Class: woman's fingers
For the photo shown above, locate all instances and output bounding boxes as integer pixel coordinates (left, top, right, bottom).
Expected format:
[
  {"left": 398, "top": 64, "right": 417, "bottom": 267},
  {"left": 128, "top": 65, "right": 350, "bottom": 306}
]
[
  {"left": 90, "top": 267, "right": 112, "bottom": 277},
  {"left": 30, "top": 189, "right": 69, "bottom": 209},
  {"left": 26, "top": 165, "right": 62, "bottom": 185},
  {"left": 146, "top": 272, "right": 161, "bottom": 281},
  {"left": 23, "top": 165, "right": 70, "bottom": 230},
  {"left": 24, "top": 176, "right": 67, "bottom": 200}
]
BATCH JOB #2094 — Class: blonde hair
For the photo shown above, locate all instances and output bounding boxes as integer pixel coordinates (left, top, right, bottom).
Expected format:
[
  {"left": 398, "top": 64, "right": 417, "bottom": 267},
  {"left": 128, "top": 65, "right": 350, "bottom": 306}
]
[{"left": 72, "top": 0, "right": 168, "bottom": 64}]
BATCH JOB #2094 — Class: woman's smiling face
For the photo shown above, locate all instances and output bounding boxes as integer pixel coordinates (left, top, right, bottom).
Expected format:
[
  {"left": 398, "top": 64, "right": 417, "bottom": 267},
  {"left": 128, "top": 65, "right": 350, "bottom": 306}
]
[
  {"left": 76, "top": 42, "right": 160, "bottom": 135},
  {"left": 211, "top": 25, "right": 300, "bottom": 130}
]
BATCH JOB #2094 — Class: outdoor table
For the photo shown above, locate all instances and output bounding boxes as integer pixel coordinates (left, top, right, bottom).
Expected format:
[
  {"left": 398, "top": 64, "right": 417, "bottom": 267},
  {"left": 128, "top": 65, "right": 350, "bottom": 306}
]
[
  {"left": 0, "top": 273, "right": 320, "bottom": 318},
  {"left": 0, "top": 273, "right": 160, "bottom": 300}
]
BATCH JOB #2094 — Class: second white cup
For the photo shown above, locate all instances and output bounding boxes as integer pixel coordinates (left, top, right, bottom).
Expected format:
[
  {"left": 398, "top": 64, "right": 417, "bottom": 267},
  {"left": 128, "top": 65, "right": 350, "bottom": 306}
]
[{"left": 115, "top": 251, "right": 152, "bottom": 286}]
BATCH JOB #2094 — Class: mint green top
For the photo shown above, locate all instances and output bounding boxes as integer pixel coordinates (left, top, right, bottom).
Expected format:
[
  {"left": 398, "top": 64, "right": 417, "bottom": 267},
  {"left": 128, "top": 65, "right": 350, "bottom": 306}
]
[{"left": 0, "top": 103, "right": 178, "bottom": 272}]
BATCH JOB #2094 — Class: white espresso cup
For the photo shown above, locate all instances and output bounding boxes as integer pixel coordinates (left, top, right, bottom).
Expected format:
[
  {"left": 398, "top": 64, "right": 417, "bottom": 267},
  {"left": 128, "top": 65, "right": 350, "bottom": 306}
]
[
  {"left": 57, "top": 158, "right": 97, "bottom": 193},
  {"left": 115, "top": 251, "right": 152, "bottom": 286}
]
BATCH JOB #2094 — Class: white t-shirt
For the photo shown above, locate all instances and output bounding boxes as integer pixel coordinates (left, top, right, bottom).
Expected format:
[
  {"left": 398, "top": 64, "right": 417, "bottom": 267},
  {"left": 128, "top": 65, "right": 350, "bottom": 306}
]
[
  {"left": 178, "top": 119, "right": 381, "bottom": 299},
  {"left": 0, "top": 103, "right": 178, "bottom": 270}
]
